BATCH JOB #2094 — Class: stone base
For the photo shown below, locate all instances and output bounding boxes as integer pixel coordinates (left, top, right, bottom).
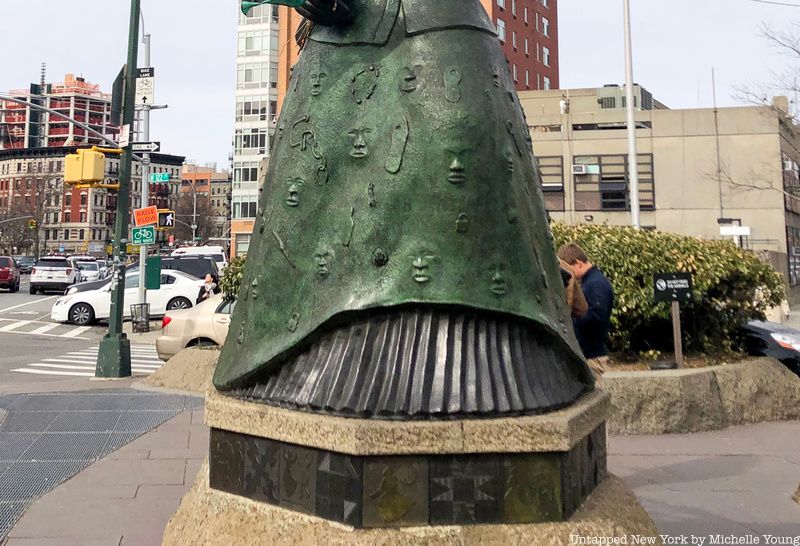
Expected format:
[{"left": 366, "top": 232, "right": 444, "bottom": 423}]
[
  {"left": 604, "top": 357, "right": 800, "bottom": 435},
  {"left": 163, "top": 461, "right": 661, "bottom": 546}
]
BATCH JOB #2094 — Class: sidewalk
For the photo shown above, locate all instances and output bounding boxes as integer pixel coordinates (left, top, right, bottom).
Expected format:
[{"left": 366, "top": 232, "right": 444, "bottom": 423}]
[
  {"left": 610, "top": 420, "right": 800, "bottom": 537},
  {"left": 2, "top": 404, "right": 207, "bottom": 546},
  {"left": 2, "top": 402, "right": 798, "bottom": 544}
]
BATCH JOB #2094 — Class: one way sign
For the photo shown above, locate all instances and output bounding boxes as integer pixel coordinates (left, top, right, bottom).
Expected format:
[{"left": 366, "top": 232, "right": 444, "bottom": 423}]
[{"left": 132, "top": 141, "right": 161, "bottom": 153}]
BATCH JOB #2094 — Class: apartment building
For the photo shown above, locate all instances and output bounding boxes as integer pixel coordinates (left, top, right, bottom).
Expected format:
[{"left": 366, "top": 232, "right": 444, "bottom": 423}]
[{"left": 521, "top": 85, "right": 800, "bottom": 300}]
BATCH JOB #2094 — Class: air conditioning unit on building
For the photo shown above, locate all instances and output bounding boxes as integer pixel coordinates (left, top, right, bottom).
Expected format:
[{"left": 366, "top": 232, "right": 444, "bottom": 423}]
[{"left": 572, "top": 164, "right": 588, "bottom": 175}]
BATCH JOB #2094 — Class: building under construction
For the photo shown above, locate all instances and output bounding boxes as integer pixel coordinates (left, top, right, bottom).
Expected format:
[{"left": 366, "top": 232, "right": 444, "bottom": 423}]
[{"left": 0, "top": 73, "right": 118, "bottom": 150}]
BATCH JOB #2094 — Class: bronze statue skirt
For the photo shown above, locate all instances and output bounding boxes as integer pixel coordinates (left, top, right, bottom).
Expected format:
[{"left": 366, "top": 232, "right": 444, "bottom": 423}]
[{"left": 214, "top": 21, "right": 595, "bottom": 418}]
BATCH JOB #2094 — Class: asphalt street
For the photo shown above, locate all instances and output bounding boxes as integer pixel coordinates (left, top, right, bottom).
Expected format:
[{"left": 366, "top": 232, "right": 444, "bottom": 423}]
[{"left": 0, "top": 276, "right": 159, "bottom": 392}]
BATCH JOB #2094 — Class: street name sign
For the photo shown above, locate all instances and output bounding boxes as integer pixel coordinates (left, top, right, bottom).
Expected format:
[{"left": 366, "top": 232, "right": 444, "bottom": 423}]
[
  {"left": 135, "top": 67, "right": 155, "bottom": 105},
  {"left": 150, "top": 173, "right": 171, "bottom": 183},
  {"left": 653, "top": 273, "right": 693, "bottom": 303},
  {"left": 133, "top": 205, "right": 159, "bottom": 227},
  {"left": 132, "top": 141, "right": 161, "bottom": 153},
  {"left": 132, "top": 226, "right": 156, "bottom": 246}
]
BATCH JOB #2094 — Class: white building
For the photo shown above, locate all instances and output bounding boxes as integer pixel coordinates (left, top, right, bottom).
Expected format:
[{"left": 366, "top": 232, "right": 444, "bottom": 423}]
[{"left": 230, "top": 3, "right": 280, "bottom": 257}]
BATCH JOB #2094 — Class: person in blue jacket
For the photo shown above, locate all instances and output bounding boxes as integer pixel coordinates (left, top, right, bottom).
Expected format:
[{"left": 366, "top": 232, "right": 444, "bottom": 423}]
[{"left": 558, "top": 244, "right": 615, "bottom": 375}]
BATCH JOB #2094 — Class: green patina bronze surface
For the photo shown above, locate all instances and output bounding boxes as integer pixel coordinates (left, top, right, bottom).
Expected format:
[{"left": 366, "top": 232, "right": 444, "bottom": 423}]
[{"left": 214, "top": 0, "right": 583, "bottom": 390}]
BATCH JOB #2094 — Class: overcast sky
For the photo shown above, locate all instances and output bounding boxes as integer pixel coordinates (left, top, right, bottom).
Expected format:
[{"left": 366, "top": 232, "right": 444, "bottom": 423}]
[{"left": 1, "top": 0, "right": 798, "bottom": 167}]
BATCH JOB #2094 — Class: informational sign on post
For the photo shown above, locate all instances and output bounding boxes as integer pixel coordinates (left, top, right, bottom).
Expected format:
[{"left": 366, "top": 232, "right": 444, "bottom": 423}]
[
  {"left": 135, "top": 67, "right": 155, "bottom": 105},
  {"left": 132, "top": 226, "right": 156, "bottom": 246},
  {"left": 654, "top": 273, "right": 694, "bottom": 368},
  {"left": 133, "top": 206, "right": 158, "bottom": 227}
]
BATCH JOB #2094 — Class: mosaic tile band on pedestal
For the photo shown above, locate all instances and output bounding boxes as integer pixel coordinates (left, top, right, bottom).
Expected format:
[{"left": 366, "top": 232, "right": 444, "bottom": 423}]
[{"left": 208, "top": 424, "right": 607, "bottom": 528}]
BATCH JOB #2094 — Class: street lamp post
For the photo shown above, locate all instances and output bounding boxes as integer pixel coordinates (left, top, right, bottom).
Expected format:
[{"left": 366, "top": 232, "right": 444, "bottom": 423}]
[
  {"left": 623, "top": 0, "right": 641, "bottom": 229},
  {"left": 95, "top": 0, "right": 141, "bottom": 378},
  {"left": 137, "top": 13, "right": 151, "bottom": 310}
]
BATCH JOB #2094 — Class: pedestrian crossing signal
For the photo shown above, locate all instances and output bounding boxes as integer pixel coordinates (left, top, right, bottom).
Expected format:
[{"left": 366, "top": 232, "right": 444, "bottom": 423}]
[{"left": 158, "top": 210, "right": 176, "bottom": 230}]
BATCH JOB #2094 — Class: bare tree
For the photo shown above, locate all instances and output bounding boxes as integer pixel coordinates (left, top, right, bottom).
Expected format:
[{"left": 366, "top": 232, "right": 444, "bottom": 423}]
[
  {"left": 174, "top": 191, "right": 213, "bottom": 244},
  {"left": 735, "top": 22, "right": 800, "bottom": 119}
]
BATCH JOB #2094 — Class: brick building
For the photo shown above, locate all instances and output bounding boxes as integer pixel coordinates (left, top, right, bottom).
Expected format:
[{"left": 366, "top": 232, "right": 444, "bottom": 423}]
[{"left": 0, "top": 146, "right": 183, "bottom": 256}]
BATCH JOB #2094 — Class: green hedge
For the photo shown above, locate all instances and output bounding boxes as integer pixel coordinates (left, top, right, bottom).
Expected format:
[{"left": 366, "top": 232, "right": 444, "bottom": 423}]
[
  {"left": 220, "top": 255, "right": 246, "bottom": 300},
  {"left": 551, "top": 223, "right": 786, "bottom": 354}
]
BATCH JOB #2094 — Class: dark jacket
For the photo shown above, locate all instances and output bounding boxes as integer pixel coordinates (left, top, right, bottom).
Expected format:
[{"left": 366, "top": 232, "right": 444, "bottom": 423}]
[{"left": 573, "top": 266, "right": 614, "bottom": 359}]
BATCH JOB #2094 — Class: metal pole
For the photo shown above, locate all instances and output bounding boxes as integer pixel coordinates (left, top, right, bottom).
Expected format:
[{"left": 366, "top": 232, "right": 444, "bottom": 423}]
[
  {"left": 623, "top": 0, "right": 641, "bottom": 229},
  {"left": 96, "top": 0, "right": 140, "bottom": 378},
  {"left": 192, "top": 183, "right": 197, "bottom": 242},
  {"left": 138, "top": 23, "right": 151, "bottom": 309},
  {"left": 672, "top": 301, "right": 684, "bottom": 368}
]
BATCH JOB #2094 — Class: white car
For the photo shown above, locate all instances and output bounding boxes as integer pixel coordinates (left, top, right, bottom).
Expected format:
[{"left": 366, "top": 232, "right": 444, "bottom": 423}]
[
  {"left": 51, "top": 269, "right": 204, "bottom": 326},
  {"left": 75, "top": 260, "right": 101, "bottom": 282},
  {"left": 30, "top": 256, "right": 82, "bottom": 294}
]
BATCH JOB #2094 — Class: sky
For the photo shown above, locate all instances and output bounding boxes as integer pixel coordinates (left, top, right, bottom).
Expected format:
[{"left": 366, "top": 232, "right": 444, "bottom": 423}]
[{"left": 1, "top": 0, "right": 799, "bottom": 167}]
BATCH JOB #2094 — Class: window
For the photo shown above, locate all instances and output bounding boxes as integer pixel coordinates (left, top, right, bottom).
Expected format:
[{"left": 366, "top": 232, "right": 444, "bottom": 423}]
[
  {"left": 125, "top": 275, "right": 139, "bottom": 289},
  {"left": 525, "top": 70, "right": 530, "bottom": 88},
  {"left": 161, "top": 274, "right": 176, "bottom": 285},
  {"left": 543, "top": 76, "right": 551, "bottom": 90},
  {"left": 512, "top": 31, "right": 517, "bottom": 49},
  {"left": 511, "top": 0, "right": 516, "bottom": 16},
  {"left": 524, "top": 7, "right": 528, "bottom": 24},
  {"left": 235, "top": 234, "right": 251, "bottom": 256},
  {"left": 525, "top": 38, "right": 529, "bottom": 55},
  {"left": 497, "top": 18, "right": 506, "bottom": 42},
  {"left": 512, "top": 64, "right": 518, "bottom": 82},
  {"left": 542, "top": 46, "right": 551, "bottom": 67},
  {"left": 542, "top": 16, "right": 550, "bottom": 37},
  {"left": 538, "top": 156, "right": 565, "bottom": 212},
  {"left": 232, "top": 196, "right": 258, "bottom": 219},
  {"left": 540, "top": 0, "right": 549, "bottom": 7},
  {"left": 497, "top": 0, "right": 505, "bottom": 7}
]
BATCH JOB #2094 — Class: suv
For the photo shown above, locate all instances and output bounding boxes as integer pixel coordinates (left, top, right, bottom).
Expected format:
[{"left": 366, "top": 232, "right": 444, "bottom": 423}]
[
  {"left": 30, "top": 256, "right": 81, "bottom": 294},
  {"left": 13, "top": 256, "right": 35, "bottom": 274},
  {"left": 0, "top": 256, "right": 21, "bottom": 292},
  {"left": 128, "top": 256, "right": 219, "bottom": 280}
]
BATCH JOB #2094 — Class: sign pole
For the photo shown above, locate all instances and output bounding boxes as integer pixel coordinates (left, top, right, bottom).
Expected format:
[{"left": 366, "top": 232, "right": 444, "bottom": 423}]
[
  {"left": 671, "top": 301, "right": 684, "bottom": 368},
  {"left": 96, "top": 0, "right": 140, "bottom": 378}
]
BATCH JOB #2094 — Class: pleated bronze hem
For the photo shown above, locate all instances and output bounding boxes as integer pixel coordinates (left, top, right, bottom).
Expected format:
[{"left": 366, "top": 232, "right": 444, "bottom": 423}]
[{"left": 222, "top": 307, "right": 594, "bottom": 420}]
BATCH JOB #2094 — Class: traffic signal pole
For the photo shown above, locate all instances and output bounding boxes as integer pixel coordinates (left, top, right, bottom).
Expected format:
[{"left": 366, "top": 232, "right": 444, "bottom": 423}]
[{"left": 96, "top": 0, "right": 140, "bottom": 378}]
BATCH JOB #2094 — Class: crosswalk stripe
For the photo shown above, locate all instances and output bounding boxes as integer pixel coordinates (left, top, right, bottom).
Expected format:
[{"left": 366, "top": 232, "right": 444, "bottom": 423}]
[
  {"left": 11, "top": 368, "right": 94, "bottom": 377},
  {"left": 0, "top": 320, "right": 34, "bottom": 332},
  {"left": 27, "top": 323, "right": 61, "bottom": 335},
  {"left": 12, "top": 343, "right": 163, "bottom": 380},
  {"left": 61, "top": 326, "right": 91, "bottom": 338}
]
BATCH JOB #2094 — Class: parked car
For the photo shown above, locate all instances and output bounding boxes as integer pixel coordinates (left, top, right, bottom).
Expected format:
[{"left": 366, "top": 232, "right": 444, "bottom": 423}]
[
  {"left": 171, "top": 246, "right": 228, "bottom": 272},
  {"left": 74, "top": 260, "right": 101, "bottom": 282},
  {"left": 30, "top": 256, "right": 81, "bottom": 294},
  {"left": 156, "top": 294, "right": 234, "bottom": 361},
  {"left": 128, "top": 255, "right": 219, "bottom": 281},
  {"left": 13, "top": 256, "right": 36, "bottom": 274},
  {"left": 742, "top": 320, "right": 800, "bottom": 377},
  {"left": 51, "top": 269, "right": 204, "bottom": 326},
  {"left": 0, "top": 256, "right": 21, "bottom": 292}
]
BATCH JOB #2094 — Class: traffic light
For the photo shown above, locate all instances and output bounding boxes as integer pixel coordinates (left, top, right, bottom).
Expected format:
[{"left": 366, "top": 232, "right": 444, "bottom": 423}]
[
  {"left": 27, "top": 219, "right": 37, "bottom": 230},
  {"left": 158, "top": 209, "right": 176, "bottom": 230},
  {"left": 65, "top": 148, "right": 106, "bottom": 185}
]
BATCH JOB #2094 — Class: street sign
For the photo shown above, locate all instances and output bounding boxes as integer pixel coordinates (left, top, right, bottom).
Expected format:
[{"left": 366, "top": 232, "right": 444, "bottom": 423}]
[
  {"left": 132, "top": 226, "right": 156, "bottom": 246},
  {"left": 654, "top": 273, "right": 693, "bottom": 303},
  {"left": 126, "top": 244, "right": 141, "bottom": 255},
  {"left": 133, "top": 205, "right": 159, "bottom": 227},
  {"left": 119, "top": 124, "right": 131, "bottom": 148},
  {"left": 150, "top": 173, "right": 171, "bottom": 183},
  {"left": 132, "top": 141, "right": 161, "bottom": 153},
  {"left": 719, "top": 225, "right": 751, "bottom": 237},
  {"left": 135, "top": 67, "right": 155, "bottom": 105}
]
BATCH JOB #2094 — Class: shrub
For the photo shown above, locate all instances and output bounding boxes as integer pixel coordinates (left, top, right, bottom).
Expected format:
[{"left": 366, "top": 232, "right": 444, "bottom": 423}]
[
  {"left": 220, "top": 255, "right": 246, "bottom": 300},
  {"left": 551, "top": 223, "right": 786, "bottom": 354}
]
